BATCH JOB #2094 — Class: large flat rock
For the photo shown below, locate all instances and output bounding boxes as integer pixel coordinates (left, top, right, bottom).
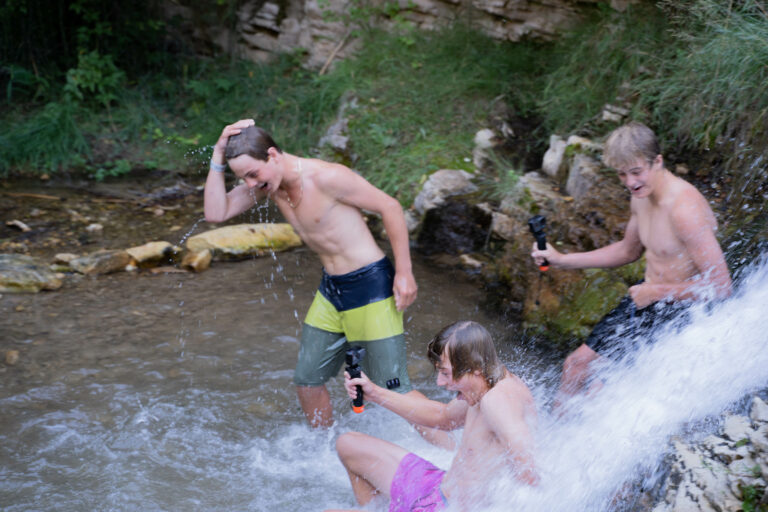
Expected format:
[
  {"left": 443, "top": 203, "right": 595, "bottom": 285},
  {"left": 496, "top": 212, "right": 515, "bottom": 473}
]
[{"left": 186, "top": 224, "right": 302, "bottom": 259}]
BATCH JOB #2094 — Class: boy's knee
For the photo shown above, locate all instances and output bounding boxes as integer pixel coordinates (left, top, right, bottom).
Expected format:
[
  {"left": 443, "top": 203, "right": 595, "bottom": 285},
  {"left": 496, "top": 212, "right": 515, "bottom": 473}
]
[
  {"left": 336, "top": 431, "right": 366, "bottom": 459},
  {"left": 336, "top": 431, "right": 362, "bottom": 451},
  {"left": 564, "top": 344, "right": 598, "bottom": 373}
]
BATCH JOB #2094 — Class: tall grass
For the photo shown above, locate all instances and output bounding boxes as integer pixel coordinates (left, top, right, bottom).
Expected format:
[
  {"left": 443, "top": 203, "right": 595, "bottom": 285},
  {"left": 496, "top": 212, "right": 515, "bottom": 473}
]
[
  {"left": 536, "top": 3, "right": 672, "bottom": 135},
  {"left": 639, "top": 0, "right": 768, "bottom": 154},
  {"left": 325, "top": 24, "right": 544, "bottom": 202}
]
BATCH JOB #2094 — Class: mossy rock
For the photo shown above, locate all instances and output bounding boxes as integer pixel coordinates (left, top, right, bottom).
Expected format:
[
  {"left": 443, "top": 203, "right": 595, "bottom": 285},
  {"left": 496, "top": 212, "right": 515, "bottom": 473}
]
[{"left": 524, "top": 268, "right": 629, "bottom": 350}]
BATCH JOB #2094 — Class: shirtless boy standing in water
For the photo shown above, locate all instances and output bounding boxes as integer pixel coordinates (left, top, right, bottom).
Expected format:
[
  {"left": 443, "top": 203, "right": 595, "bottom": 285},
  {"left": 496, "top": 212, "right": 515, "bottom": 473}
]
[
  {"left": 204, "top": 119, "right": 417, "bottom": 428},
  {"left": 327, "top": 321, "right": 538, "bottom": 512},
  {"left": 531, "top": 121, "right": 732, "bottom": 409}
]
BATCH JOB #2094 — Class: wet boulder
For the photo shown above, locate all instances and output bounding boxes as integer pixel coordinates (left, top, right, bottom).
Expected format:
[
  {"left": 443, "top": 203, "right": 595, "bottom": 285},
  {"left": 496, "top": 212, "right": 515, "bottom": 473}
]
[
  {"left": 413, "top": 169, "right": 478, "bottom": 216},
  {"left": 541, "top": 134, "right": 568, "bottom": 181},
  {"left": 186, "top": 223, "right": 302, "bottom": 260},
  {"left": 69, "top": 250, "right": 133, "bottom": 275},
  {"left": 499, "top": 171, "right": 565, "bottom": 219},
  {"left": 181, "top": 249, "right": 212, "bottom": 273},
  {"left": 125, "top": 241, "right": 181, "bottom": 268},
  {"left": 0, "top": 254, "right": 63, "bottom": 293}
]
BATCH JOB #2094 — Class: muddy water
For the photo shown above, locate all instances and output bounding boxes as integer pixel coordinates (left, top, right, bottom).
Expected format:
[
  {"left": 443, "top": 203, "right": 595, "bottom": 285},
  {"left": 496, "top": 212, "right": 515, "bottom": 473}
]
[{"left": 0, "top": 238, "right": 553, "bottom": 510}]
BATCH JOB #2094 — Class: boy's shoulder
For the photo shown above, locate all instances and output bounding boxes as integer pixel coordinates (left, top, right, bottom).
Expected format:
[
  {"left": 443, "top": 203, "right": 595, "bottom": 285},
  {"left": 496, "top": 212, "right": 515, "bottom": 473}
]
[
  {"left": 483, "top": 373, "right": 534, "bottom": 408},
  {"left": 308, "top": 159, "right": 359, "bottom": 187}
]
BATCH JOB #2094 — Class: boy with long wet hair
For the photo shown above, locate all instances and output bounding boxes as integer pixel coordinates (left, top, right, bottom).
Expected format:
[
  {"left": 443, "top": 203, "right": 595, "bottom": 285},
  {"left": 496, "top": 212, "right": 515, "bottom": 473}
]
[
  {"left": 327, "top": 321, "right": 538, "bottom": 512},
  {"left": 204, "top": 119, "right": 418, "bottom": 428}
]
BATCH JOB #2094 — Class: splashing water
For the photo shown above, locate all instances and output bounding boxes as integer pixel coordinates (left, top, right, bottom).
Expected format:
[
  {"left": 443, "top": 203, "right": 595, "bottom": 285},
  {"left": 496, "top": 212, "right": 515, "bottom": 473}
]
[{"left": 479, "top": 256, "right": 768, "bottom": 512}]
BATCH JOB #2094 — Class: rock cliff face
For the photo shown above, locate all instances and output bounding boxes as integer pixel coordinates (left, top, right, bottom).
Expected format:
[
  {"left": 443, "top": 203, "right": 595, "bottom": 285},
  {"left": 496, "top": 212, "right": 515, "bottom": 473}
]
[{"left": 163, "top": 0, "right": 637, "bottom": 69}]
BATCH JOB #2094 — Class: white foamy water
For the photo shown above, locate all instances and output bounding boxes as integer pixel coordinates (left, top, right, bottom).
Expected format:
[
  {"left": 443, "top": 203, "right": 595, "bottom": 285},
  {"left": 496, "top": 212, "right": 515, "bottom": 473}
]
[{"left": 477, "top": 257, "right": 768, "bottom": 512}]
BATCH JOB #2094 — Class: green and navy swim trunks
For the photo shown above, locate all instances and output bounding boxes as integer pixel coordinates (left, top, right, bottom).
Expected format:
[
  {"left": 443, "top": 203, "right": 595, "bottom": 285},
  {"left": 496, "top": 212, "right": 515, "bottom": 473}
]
[{"left": 294, "top": 257, "right": 412, "bottom": 393}]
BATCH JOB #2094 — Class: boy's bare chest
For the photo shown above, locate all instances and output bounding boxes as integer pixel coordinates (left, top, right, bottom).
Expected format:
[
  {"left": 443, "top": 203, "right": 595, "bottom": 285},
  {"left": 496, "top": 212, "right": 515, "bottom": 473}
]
[
  {"left": 636, "top": 206, "right": 684, "bottom": 259},
  {"left": 459, "top": 408, "right": 498, "bottom": 458},
  {"left": 278, "top": 195, "right": 368, "bottom": 245}
]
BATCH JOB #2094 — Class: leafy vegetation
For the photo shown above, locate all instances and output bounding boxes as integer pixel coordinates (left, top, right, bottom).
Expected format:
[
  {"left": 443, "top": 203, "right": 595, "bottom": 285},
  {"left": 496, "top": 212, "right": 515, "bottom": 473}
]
[{"left": 1, "top": 0, "right": 766, "bottom": 207}]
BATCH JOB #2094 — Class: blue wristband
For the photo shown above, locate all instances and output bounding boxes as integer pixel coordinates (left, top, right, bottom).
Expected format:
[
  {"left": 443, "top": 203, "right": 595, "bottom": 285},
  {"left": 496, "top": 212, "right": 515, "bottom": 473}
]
[{"left": 210, "top": 161, "right": 227, "bottom": 173}]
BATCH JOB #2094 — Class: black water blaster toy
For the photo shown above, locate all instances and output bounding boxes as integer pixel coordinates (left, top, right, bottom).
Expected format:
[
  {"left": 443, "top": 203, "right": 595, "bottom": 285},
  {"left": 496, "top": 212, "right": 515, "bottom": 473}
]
[
  {"left": 528, "top": 215, "right": 549, "bottom": 271},
  {"left": 345, "top": 345, "right": 366, "bottom": 413}
]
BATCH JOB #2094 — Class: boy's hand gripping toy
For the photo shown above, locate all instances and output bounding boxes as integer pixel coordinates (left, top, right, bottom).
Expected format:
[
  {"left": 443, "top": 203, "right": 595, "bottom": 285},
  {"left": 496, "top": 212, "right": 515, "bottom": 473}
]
[
  {"left": 345, "top": 346, "right": 366, "bottom": 413},
  {"left": 528, "top": 215, "right": 549, "bottom": 272}
]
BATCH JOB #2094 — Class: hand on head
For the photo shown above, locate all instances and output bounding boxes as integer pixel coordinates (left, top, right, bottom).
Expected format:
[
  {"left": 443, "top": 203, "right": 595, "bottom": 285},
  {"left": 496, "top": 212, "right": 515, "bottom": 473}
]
[{"left": 213, "top": 119, "right": 256, "bottom": 158}]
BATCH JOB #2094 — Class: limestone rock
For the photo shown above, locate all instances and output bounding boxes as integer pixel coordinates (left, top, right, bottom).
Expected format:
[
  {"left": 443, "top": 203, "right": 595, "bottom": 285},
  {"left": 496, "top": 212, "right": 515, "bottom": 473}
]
[
  {"left": 499, "top": 171, "right": 564, "bottom": 218},
  {"left": 0, "top": 254, "right": 63, "bottom": 293},
  {"left": 565, "top": 135, "right": 603, "bottom": 154},
  {"left": 722, "top": 414, "right": 753, "bottom": 443},
  {"left": 53, "top": 253, "right": 78, "bottom": 264},
  {"left": 69, "top": 250, "right": 132, "bottom": 275},
  {"left": 459, "top": 254, "right": 483, "bottom": 269},
  {"left": 181, "top": 249, "right": 212, "bottom": 273},
  {"left": 186, "top": 223, "right": 302, "bottom": 259},
  {"left": 601, "top": 103, "right": 630, "bottom": 123},
  {"left": 413, "top": 170, "right": 478, "bottom": 216},
  {"left": 541, "top": 134, "right": 567, "bottom": 180},
  {"left": 565, "top": 153, "right": 602, "bottom": 201},
  {"left": 125, "top": 241, "right": 180, "bottom": 268},
  {"left": 5, "top": 350, "right": 20, "bottom": 365},
  {"left": 749, "top": 424, "right": 768, "bottom": 454},
  {"left": 404, "top": 210, "right": 421, "bottom": 235},
  {"left": 750, "top": 396, "right": 768, "bottom": 424},
  {"left": 473, "top": 128, "right": 497, "bottom": 170},
  {"left": 490, "top": 211, "right": 518, "bottom": 242}
]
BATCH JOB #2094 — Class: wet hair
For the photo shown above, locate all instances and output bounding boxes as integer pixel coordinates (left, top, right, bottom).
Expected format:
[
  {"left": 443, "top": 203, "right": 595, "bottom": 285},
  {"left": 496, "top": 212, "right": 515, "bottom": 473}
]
[
  {"left": 427, "top": 321, "right": 506, "bottom": 388},
  {"left": 603, "top": 121, "right": 661, "bottom": 170},
  {"left": 224, "top": 125, "right": 282, "bottom": 162}
]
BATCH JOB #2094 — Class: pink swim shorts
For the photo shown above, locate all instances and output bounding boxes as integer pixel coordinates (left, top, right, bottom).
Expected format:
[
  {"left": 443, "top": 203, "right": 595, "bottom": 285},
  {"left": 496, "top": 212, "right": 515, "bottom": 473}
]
[{"left": 389, "top": 452, "right": 448, "bottom": 512}]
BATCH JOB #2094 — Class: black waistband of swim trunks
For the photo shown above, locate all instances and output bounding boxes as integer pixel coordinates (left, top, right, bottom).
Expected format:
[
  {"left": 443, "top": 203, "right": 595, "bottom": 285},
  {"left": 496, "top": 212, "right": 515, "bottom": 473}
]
[{"left": 319, "top": 257, "right": 394, "bottom": 311}]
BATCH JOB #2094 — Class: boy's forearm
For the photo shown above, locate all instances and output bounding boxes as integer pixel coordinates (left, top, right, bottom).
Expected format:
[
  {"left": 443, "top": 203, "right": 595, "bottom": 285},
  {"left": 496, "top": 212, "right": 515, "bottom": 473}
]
[
  {"left": 380, "top": 206, "right": 412, "bottom": 273},
  {"left": 645, "top": 277, "right": 731, "bottom": 303},
  {"left": 368, "top": 385, "right": 452, "bottom": 429},
  {"left": 559, "top": 241, "right": 641, "bottom": 270},
  {"left": 204, "top": 169, "right": 229, "bottom": 222}
]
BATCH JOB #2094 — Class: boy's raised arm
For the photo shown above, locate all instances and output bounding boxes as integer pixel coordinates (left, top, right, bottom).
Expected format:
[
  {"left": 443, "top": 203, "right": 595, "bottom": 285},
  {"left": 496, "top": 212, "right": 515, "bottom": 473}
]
[{"left": 204, "top": 119, "right": 262, "bottom": 223}]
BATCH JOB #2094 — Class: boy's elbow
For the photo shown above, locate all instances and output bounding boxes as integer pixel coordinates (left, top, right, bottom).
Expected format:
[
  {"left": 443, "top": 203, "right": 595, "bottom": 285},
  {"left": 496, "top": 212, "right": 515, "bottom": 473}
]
[{"left": 204, "top": 211, "right": 226, "bottom": 223}]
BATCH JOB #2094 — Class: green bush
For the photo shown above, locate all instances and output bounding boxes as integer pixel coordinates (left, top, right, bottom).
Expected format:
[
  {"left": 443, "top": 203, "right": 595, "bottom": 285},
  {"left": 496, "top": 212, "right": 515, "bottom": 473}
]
[{"left": 0, "top": 101, "right": 89, "bottom": 174}]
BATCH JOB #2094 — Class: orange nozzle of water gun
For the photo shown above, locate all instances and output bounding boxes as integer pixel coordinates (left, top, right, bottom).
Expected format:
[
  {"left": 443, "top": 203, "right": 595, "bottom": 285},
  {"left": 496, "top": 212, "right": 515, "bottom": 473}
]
[
  {"left": 352, "top": 404, "right": 365, "bottom": 413},
  {"left": 539, "top": 265, "right": 549, "bottom": 272}
]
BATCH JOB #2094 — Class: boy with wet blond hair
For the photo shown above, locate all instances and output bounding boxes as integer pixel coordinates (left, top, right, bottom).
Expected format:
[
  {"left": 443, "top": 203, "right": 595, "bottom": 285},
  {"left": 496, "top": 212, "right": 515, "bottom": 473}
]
[{"left": 532, "top": 121, "right": 732, "bottom": 411}]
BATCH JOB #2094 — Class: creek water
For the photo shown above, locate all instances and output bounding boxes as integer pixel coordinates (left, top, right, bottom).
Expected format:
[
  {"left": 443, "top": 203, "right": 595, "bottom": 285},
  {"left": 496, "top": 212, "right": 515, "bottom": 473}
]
[
  {"left": 1, "top": 197, "right": 767, "bottom": 511},
  {"left": 0, "top": 245, "right": 554, "bottom": 511}
]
